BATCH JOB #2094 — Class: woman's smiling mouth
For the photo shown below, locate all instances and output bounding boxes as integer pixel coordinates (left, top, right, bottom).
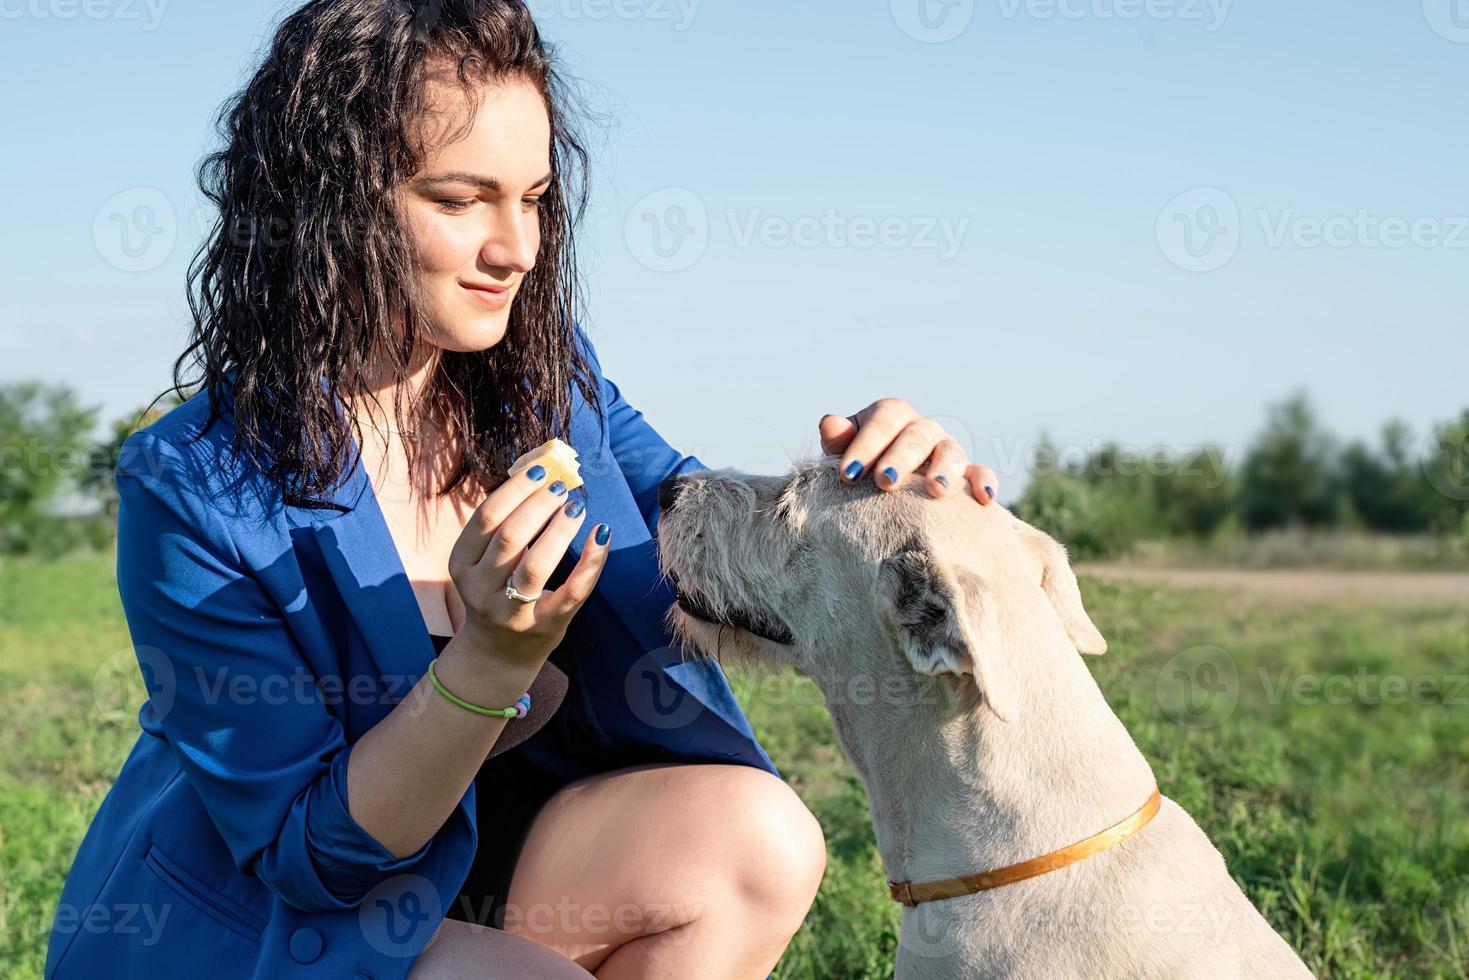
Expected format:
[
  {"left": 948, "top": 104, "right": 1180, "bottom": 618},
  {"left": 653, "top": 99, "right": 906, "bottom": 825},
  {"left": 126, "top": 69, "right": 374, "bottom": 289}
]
[{"left": 460, "top": 280, "right": 512, "bottom": 309}]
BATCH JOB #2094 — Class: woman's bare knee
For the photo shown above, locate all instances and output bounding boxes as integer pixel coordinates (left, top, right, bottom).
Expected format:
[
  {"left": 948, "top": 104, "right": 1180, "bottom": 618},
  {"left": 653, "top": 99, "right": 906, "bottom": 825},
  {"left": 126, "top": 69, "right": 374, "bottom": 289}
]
[{"left": 408, "top": 917, "right": 596, "bottom": 979}]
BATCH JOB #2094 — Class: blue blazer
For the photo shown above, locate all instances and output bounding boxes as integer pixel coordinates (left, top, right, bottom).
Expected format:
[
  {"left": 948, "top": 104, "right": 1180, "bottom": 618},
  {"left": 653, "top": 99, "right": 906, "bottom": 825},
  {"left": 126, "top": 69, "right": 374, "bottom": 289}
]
[{"left": 45, "top": 325, "right": 779, "bottom": 979}]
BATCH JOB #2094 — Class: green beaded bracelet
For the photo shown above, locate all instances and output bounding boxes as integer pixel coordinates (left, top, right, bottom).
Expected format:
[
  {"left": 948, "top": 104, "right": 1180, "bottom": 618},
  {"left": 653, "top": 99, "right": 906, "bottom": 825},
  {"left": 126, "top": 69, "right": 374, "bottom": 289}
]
[{"left": 427, "top": 657, "right": 532, "bottom": 718}]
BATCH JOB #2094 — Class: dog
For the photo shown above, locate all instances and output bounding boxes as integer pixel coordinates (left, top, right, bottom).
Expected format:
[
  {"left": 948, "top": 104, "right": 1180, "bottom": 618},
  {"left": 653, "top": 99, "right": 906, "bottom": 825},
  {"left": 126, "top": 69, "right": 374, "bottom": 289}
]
[{"left": 653, "top": 457, "right": 1314, "bottom": 979}]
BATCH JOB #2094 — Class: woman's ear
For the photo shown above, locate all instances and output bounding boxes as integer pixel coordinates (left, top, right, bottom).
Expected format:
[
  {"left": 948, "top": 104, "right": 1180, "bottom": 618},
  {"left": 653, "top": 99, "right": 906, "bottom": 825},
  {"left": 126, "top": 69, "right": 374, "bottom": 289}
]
[
  {"left": 1007, "top": 515, "right": 1107, "bottom": 656},
  {"left": 874, "top": 541, "right": 1018, "bottom": 722}
]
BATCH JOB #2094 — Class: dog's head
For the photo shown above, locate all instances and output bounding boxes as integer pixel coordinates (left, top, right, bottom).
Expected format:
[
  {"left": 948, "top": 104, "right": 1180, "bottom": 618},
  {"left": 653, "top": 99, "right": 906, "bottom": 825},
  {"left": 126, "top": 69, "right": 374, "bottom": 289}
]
[{"left": 654, "top": 457, "right": 1105, "bottom": 722}]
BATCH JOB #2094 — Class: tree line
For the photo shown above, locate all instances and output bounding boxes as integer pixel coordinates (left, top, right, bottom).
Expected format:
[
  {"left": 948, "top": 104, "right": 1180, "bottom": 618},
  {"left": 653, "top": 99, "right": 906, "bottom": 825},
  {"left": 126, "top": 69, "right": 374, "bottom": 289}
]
[
  {"left": 2, "top": 381, "right": 1466, "bottom": 564},
  {"left": 1017, "top": 393, "right": 1468, "bottom": 561}
]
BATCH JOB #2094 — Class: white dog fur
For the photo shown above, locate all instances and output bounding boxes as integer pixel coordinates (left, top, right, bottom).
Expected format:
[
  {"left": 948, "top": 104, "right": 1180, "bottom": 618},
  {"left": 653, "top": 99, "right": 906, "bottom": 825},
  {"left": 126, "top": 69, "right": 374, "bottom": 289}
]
[{"left": 653, "top": 457, "right": 1314, "bottom": 979}]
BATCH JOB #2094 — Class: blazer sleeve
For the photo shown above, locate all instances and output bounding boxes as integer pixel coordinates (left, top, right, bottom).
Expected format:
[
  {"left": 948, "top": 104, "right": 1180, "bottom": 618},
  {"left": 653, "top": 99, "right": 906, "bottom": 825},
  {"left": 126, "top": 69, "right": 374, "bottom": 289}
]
[
  {"left": 113, "top": 430, "right": 439, "bottom": 914},
  {"left": 573, "top": 322, "right": 710, "bottom": 533}
]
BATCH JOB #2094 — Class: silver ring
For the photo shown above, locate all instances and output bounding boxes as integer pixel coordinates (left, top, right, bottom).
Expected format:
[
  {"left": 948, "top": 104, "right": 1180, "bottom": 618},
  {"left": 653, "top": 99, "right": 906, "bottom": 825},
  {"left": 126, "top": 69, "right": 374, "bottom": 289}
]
[{"left": 505, "top": 583, "right": 543, "bottom": 603}]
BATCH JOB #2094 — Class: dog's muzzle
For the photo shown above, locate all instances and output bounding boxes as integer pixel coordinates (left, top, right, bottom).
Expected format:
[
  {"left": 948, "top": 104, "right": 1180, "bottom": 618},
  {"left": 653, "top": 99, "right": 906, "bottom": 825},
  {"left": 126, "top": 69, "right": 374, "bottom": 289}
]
[{"left": 668, "top": 572, "right": 796, "bottom": 646}]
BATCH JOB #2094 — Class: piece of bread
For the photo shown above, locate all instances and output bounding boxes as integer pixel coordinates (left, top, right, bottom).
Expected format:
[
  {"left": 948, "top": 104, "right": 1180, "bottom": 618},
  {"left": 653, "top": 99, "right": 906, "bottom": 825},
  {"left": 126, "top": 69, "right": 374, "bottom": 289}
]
[{"left": 508, "top": 437, "right": 583, "bottom": 491}]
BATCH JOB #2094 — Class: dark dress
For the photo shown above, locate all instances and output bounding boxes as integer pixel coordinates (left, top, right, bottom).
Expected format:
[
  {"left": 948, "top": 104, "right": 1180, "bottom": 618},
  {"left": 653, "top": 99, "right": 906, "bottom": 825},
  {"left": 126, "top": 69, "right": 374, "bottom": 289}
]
[{"left": 428, "top": 630, "right": 570, "bottom": 929}]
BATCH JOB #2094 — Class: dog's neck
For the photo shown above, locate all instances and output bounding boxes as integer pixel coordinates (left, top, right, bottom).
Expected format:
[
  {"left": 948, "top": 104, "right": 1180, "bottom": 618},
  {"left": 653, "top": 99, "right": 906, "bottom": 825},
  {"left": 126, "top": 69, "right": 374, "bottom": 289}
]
[{"left": 819, "top": 593, "right": 1157, "bottom": 897}]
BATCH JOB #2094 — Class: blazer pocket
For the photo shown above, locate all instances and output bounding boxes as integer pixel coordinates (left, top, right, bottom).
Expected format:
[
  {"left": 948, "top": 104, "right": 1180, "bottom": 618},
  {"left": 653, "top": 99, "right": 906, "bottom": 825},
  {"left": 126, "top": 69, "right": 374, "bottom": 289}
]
[{"left": 143, "top": 842, "right": 267, "bottom": 943}]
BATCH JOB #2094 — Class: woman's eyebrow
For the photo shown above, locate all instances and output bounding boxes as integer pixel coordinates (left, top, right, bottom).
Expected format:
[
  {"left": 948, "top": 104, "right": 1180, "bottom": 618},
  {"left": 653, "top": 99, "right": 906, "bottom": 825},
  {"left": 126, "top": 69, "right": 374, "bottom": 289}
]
[{"left": 414, "top": 170, "right": 553, "bottom": 192}]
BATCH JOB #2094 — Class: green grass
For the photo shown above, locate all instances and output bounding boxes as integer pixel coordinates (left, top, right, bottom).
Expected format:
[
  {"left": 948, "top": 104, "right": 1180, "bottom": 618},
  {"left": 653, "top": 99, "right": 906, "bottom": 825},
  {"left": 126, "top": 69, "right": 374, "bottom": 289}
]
[{"left": 3, "top": 551, "right": 1466, "bottom": 978}]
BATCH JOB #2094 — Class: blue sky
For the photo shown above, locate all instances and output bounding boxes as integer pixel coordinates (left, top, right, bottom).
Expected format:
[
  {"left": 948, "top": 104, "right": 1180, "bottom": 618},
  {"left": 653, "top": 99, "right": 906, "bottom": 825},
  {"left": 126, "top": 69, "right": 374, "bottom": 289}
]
[{"left": 1, "top": 0, "right": 1464, "bottom": 491}]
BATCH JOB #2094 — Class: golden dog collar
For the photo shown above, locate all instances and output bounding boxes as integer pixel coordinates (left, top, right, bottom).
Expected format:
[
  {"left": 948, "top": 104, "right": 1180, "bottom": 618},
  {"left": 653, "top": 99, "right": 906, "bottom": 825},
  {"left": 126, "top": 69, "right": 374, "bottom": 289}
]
[{"left": 888, "top": 787, "right": 1163, "bottom": 907}]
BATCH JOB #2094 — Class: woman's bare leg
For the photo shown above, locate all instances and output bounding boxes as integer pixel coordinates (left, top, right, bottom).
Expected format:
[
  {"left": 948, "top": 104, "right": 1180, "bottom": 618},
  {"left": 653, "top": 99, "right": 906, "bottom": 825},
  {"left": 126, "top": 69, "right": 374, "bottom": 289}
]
[
  {"left": 499, "top": 762, "right": 828, "bottom": 979},
  {"left": 408, "top": 917, "right": 596, "bottom": 979}
]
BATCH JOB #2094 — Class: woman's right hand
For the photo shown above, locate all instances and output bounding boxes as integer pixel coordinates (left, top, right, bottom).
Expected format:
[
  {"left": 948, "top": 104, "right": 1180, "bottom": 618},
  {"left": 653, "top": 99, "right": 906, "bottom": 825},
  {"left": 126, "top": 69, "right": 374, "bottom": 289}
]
[{"left": 447, "top": 465, "right": 610, "bottom": 669}]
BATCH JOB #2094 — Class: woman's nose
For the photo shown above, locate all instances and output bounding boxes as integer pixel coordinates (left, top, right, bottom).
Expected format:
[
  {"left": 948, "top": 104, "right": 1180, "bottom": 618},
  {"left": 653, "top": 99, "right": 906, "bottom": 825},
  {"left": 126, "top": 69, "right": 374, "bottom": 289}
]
[{"left": 479, "top": 208, "right": 537, "bottom": 272}]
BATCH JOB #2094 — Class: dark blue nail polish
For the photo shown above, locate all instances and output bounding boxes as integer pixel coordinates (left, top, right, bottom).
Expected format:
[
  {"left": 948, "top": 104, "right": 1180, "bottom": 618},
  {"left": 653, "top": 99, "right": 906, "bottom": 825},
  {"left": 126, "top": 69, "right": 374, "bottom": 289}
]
[
  {"left": 595, "top": 523, "right": 611, "bottom": 545},
  {"left": 985, "top": 485, "right": 996, "bottom": 500},
  {"left": 844, "top": 460, "right": 864, "bottom": 480},
  {"left": 564, "top": 498, "right": 584, "bottom": 518},
  {"left": 526, "top": 464, "right": 546, "bottom": 481},
  {"left": 549, "top": 480, "right": 567, "bottom": 495},
  {"left": 882, "top": 466, "right": 899, "bottom": 485},
  {"left": 935, "top": 474, "right": 949, "bottom": 488}
]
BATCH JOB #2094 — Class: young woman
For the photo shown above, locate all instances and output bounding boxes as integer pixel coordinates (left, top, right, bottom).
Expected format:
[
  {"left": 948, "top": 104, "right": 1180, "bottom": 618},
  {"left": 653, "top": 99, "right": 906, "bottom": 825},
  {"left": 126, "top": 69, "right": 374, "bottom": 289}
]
[{"left": 44, "top": 2, "right": 1001, "bottom": 977}]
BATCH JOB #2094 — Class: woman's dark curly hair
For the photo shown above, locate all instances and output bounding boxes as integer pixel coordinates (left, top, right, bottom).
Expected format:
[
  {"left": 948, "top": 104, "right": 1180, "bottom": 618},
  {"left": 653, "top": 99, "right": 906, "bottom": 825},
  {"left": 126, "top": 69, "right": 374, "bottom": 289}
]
[{"left": 157, "top": 0, "right": 603, "bottom": 509}]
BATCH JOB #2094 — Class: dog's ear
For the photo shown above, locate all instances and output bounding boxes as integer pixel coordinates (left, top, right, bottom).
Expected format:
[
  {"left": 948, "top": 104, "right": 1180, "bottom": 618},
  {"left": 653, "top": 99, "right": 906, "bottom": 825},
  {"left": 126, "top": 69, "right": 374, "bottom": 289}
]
[
  {"left": 875, "top": 543, "right": 1019, "bottom": 721},
  {"left": 1007, "top": 516, "right": 1107, "bottom": 655}
]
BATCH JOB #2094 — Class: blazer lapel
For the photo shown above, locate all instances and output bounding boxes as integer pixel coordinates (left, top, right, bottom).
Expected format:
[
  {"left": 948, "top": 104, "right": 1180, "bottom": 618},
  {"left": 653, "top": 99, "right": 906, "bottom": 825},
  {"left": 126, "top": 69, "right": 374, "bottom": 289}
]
[
  {"left": 307, "top": 440, "right": 437, "bottom": 721},
  {"left": 298, "top": 376, "right": 774, "bottom": 771}
]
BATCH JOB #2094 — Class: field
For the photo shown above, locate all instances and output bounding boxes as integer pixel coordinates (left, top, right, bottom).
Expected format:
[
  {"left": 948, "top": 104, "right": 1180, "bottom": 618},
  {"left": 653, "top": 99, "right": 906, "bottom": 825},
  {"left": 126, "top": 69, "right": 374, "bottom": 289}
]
[{"left": 2, "top": 551, "right": 1466, "bottom": 978}]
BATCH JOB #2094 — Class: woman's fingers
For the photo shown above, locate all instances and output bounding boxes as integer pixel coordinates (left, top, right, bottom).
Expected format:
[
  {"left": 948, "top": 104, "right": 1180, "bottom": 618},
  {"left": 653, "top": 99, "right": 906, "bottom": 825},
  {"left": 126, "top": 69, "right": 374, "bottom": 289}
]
[
  {"left": 536, "top": 523, "right": 611, "bottom": 622},
  {"left": 479, "top": 481, "right": 574, "bottom": 581},
  {"left": 508, "top": 496, "right": 588, "bottom": 596},
  {"left": 449, "top": 466, "right": 555, "bottom": 571},
  {"left": 963, "top": 462, "right": 1001, "bottom": 505},
  {"left": 923, "top": 438, "right": 968, "bottom": 497}
]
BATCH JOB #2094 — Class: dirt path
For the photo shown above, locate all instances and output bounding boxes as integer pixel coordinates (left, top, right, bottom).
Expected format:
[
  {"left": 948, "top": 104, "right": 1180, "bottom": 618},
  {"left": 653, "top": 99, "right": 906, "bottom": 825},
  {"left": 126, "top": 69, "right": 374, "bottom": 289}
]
[{"left": 1076, "top": 564, "right": 1469, "bottom": 606}]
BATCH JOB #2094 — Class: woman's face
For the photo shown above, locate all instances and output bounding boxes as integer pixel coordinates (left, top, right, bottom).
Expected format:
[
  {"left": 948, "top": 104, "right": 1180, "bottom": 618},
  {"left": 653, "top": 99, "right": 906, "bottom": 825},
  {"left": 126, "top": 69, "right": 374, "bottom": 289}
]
[{"left": 399, "top": 74, "right": 552, "bottom": 354}]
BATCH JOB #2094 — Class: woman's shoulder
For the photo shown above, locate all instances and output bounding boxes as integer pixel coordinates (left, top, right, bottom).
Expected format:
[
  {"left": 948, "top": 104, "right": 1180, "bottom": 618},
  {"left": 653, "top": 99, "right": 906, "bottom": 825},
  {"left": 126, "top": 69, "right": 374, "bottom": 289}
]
[{"left": 118, "top": 384, "right": 291, "bottom": 527}]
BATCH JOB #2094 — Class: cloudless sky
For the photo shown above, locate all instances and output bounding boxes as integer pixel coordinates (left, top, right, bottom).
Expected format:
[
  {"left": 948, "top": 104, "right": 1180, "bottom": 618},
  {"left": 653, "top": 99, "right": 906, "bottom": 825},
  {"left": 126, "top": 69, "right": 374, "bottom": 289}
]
[{"left": 2, "top": 0, "right": 1464, "bottom": 491}]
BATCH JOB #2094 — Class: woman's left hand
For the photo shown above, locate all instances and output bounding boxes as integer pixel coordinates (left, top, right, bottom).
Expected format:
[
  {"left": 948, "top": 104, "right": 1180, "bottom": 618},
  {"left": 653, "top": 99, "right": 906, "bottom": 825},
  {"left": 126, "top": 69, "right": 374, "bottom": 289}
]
[{"left": 819, "top": 399, "right": 999, "bottom": 504}]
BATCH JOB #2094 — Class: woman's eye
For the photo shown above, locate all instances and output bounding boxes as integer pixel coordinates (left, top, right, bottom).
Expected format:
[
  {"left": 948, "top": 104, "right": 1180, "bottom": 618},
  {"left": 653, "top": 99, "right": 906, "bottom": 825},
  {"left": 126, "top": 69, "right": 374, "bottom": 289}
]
[
  {"left": 522, "top": 197, "right": 544, "bottom": 211},
  {"left": 436, "top": 198, "right": 475, "bottom": 214}
]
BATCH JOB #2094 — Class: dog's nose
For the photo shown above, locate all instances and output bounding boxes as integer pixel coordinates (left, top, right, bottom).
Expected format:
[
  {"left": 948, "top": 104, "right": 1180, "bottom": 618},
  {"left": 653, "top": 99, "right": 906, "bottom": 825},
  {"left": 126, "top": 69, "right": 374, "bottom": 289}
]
[{"left": 657, "top": 476, "right": 685, "bottom": 513}]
